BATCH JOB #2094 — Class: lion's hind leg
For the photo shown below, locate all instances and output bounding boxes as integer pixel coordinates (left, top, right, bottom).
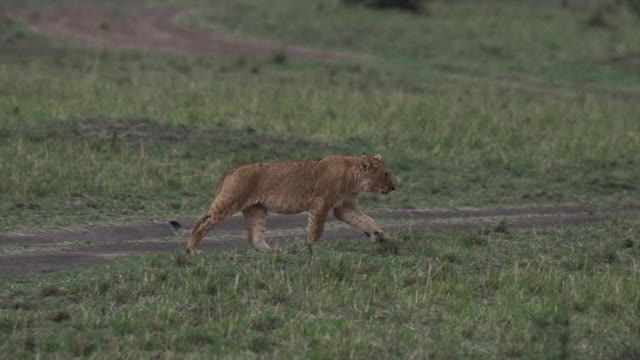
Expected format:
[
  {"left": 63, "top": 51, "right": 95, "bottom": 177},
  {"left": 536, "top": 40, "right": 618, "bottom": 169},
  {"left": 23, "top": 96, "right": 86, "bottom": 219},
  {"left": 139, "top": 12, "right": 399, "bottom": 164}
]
[
  {"left": 186, "top": 198, "right": 243, "bottom": 255},
  {"left": 186, "top": 214, "right": 209, "bottom": 254},
  {"left": 243, "top": 204, "right": 271, "bottom": 251}
]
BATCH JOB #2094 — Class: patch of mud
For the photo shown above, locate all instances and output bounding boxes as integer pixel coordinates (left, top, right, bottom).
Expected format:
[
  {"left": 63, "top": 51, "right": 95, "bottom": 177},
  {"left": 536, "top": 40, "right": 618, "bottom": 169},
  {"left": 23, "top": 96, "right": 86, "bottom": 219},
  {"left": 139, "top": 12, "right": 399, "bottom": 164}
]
[
  {"left": 27, "top": 117, "right": 340, "bottom": 151},
  {"left": 601, "top": 52, "right": 640, "bottom": 67}
]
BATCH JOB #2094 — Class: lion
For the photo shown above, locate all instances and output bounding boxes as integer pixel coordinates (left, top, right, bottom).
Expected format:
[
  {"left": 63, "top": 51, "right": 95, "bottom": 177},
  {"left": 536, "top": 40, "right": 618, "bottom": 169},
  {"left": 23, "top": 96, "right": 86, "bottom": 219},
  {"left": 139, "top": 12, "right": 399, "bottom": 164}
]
[{"left": 185, "top": 155, "right": 396, "bottom": 255}]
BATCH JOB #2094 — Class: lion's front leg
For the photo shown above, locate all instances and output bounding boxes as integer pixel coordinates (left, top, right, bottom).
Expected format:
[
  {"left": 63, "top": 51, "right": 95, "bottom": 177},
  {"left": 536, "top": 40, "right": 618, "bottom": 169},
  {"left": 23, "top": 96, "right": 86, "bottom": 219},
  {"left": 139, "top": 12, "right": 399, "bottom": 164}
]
[{"left": 333, "top": 204, "right": 389, "bottom": 243}]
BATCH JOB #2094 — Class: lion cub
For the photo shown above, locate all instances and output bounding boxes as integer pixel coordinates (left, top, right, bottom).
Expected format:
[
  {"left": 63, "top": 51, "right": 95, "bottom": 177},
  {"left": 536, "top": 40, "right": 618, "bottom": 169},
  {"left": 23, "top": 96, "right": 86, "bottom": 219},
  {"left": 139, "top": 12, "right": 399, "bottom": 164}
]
[{"left": 186, "top": 155, "right": 395, "bottom": 254}]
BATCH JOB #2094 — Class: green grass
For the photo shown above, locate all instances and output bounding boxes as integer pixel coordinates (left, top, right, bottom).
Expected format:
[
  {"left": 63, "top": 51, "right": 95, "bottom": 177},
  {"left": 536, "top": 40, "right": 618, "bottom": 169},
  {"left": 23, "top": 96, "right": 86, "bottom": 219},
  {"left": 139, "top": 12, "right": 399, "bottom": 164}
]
[
  {"left": 1, "top": 46, "right": 639, "bottom": 230},
  {"left": 2, "top": 2, "right": 640, "bottom": 358},
  {"left": 1, "top": 221, "right": 640, "bottom": 358},
  {"left": 189, "top": 0, "right": 640, "bottom": 82},
  {"left": 0, "top": 1, "right": 639, "bottom": 231}
]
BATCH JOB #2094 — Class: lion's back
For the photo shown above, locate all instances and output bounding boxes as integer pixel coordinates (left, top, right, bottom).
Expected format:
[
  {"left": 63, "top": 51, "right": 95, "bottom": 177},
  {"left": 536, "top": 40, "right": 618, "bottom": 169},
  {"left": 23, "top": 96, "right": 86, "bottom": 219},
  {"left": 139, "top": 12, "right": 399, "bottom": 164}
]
[{"left": 215, "top": 157, "right": 355, "bottom": 213}]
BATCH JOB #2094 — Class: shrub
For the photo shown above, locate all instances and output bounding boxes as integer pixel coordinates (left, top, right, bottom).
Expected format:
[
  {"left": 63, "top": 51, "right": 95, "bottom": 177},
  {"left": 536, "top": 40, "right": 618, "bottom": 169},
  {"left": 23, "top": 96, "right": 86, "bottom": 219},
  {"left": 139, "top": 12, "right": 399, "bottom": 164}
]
[{"left": 626, "top": 0, "right": 640, "bottom": 17}]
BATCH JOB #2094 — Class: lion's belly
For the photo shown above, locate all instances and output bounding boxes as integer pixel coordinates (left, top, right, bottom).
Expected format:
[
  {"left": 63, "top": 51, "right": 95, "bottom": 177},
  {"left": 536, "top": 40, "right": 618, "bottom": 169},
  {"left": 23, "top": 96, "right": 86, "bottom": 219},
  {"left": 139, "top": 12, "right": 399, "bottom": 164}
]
[{"left": 260, "top": 198, "right": 308, "bottom": 215}]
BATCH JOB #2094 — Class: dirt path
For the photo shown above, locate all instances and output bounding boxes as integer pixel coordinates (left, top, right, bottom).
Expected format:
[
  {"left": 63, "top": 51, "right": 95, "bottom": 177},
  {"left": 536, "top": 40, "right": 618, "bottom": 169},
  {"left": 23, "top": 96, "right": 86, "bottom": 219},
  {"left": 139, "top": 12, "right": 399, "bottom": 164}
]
[
  {"left": 6, "top": 4, "right": 365, "bottom": 62},
  {"left": 1, "top": 204, "right": 638, "bottom": 277}
]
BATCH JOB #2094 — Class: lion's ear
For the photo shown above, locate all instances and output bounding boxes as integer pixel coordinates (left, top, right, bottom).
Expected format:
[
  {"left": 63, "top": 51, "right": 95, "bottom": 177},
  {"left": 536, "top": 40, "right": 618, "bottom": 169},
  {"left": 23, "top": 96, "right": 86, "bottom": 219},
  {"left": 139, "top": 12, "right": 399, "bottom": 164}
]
[
  {"left": 373, "top": 154, "right": 382, "bottom": 160},
  {"left": 361, "top": 159, "right": 373, "bottom": 172}
]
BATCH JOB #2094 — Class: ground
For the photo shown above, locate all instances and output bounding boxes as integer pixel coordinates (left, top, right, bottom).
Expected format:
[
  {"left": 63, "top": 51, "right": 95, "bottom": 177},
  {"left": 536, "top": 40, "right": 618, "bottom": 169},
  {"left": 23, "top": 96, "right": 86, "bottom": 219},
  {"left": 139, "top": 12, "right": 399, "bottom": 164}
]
[
  {"left": 0, "top": 0, "right": 636, "bottom": 274},
  {"left": 1, "top": 1, "right": 640, "bottom": 358},
  {"left": 5, "top": 3, "right": 365, "bottom": 62},
  {"left": 2, "top": 204, "right": 639, "bottom": 276}
]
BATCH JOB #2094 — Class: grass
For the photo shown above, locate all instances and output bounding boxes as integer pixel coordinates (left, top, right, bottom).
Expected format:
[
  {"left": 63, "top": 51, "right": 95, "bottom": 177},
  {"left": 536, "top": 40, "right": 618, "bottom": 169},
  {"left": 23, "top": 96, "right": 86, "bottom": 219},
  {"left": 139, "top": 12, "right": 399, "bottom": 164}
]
[
  {"left": 1, "top": 1, "right": 639, "bottom": 358},
  {"left": 1, "top": 47, "right": 638, "bottom": 230},
  {"left": 189, "top": 0, "right": 640, "bottom": 82},
  {"left": 0, "top": 1, "right": 639, "bottom": 231},
  {"left": 1, "top": 220, "right": 640, "bottom": 358}
]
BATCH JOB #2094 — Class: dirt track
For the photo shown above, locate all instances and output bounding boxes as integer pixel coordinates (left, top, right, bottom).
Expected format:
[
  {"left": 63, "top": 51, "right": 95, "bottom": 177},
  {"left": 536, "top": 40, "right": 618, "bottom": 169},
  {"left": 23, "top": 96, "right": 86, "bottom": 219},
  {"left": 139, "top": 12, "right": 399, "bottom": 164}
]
[
  {"left": 6, "top": 4, "right": 365, "bottom": 62},
  {"left": 1, "top": 204, "right": 639, "bottom": 277}
]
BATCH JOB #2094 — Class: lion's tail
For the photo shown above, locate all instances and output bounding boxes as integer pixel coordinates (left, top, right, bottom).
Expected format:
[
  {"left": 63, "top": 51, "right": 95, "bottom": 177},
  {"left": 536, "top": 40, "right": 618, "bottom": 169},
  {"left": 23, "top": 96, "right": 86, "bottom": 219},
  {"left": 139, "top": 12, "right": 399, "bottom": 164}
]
[{"left": 168, "top": 169, "right": 234, "bottom": 235}]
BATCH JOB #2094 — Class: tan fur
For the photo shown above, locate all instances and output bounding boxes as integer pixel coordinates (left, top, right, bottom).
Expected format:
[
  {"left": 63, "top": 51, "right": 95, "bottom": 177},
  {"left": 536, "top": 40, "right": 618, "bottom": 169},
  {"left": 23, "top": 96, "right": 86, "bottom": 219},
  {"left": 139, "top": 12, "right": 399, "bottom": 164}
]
[{"left": 186, "top": 155, "right": 396, "bottom": 254}]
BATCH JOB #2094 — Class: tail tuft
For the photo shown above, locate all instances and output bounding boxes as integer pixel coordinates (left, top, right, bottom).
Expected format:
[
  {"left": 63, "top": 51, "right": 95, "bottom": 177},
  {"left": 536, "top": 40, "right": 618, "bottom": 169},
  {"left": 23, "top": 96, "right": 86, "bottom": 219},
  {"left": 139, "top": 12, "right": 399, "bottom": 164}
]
[{"left": 169, "top": 220, "right": 182, "bottom": 234}]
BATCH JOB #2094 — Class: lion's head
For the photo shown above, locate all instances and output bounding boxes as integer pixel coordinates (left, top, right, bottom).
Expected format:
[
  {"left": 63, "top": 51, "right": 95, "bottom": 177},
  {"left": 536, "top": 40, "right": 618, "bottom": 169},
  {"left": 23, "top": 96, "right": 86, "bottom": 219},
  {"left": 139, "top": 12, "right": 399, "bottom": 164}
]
[{"left": 357, "top": 155, "right": 396, "bottom": 195}]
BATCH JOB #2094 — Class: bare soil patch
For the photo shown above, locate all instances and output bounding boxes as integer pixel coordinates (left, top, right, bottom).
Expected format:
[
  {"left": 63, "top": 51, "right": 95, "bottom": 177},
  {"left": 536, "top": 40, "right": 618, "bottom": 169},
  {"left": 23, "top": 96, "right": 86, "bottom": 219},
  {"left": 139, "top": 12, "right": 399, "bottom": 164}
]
[
  {"left": 1, "top": 204, "right": 638, "bottom": 277},
  {"left": 601, "top": 52, "right": 640, "bottom": 67},
  {"left": 6, "top": 4, "right": 366, "bottom": 62},
  {"left": 37, "top": 117, "right": 338, "bottom": 150}
]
